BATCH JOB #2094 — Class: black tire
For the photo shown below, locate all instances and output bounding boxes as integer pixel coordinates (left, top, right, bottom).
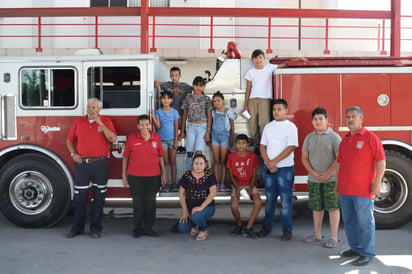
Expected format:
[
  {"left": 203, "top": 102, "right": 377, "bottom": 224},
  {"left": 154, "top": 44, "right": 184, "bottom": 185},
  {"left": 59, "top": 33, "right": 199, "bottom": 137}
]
[
  {"left": 0, "top": 153, "right": 71, "bottom": 228},
  {"left": 374, "top": 151, "right": 412, "bottom": 229}
]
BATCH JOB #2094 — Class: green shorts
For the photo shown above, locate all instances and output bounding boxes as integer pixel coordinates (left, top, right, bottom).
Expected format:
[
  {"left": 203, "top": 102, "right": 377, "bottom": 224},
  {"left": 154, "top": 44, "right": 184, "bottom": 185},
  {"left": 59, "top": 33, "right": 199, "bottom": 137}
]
[{"left": 308, "top": 181, "right": 340, "bottom": 211}]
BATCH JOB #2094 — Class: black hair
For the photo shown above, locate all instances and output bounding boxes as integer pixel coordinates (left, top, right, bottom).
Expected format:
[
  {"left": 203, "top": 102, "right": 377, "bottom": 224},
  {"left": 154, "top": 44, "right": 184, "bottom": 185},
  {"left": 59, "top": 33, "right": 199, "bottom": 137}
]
[
  {"left": 192, "top": 154, "right": 208, "bottom": 164},
  {"left": 251, "top": 49, "right": 265, "bottom": 59},
  {"left": 236, "top": 134, "right": 249, "bottom": 142},
  {"left": 160, "top": 90, "right": 173, "bottom": 99},
  {"left": 137, "top": 114, "right": 150, "bottom": 123},
  {"left": 212, "top": 90, "right": 224, "bottom": 100},
  {"left": 192, "top": 76, "right": 205, "bottom": 86},
  {"left": 170, "top": 67, "right": 181, "bottom": 74},
  {"left": 311, "top": 107, "right": 328, "bottom": 119},
  {"left": 273, "top": 98, "right": 288, "bottom": 109}
]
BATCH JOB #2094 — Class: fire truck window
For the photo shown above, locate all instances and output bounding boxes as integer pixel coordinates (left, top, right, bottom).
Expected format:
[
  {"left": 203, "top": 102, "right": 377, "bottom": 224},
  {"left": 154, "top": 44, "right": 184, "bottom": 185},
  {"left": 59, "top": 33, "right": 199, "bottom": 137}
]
[
  {"left": 87, "top": 66, "right": 141, "bottom": 109},
  {"left": 21, "top": 68, "right": 76, "bottom": 108}
]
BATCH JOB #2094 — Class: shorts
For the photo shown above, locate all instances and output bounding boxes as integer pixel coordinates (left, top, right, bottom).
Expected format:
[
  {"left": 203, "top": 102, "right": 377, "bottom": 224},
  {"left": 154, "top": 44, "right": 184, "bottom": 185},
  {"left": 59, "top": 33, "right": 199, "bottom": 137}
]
[
  {"left": 308, "top": 181, "right": 340, "bottom": 211},
  {"left": 211, "top": 132, "right": 230, "bottom": 147},
  {"left": 231, "top": 185, "right": 259, "bottom": 197},
  {"left": 161, "top": 140, "right": 175, "bottom": 150}
]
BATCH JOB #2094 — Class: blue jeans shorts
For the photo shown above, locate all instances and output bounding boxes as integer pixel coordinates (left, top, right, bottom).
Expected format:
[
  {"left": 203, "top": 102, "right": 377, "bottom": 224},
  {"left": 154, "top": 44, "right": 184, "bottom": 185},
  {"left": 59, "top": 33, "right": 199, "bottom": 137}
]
[
  {"left": 211, "top": 132, "right": 230, "bottom": 147},
  {"left": 161, "top": 140, "right": 175, "bottom": 150}
]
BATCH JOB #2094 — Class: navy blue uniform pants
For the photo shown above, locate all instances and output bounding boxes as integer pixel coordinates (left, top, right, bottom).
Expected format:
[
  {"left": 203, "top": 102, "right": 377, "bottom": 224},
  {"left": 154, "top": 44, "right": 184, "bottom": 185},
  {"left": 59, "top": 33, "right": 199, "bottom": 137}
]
[{"left": 71, "top": 159, "right": 109, "bottom": 234}]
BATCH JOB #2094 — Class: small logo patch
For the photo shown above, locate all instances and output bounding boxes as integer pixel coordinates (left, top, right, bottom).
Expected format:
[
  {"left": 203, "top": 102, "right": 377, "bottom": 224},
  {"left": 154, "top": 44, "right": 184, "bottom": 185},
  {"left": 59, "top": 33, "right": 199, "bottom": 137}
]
[{"left": 356, "top": 141, "right": 364, "bottom": 149}]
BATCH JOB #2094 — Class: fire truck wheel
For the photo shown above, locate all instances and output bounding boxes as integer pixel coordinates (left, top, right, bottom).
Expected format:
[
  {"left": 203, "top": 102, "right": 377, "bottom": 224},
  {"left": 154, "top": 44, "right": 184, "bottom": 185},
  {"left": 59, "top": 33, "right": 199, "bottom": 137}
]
[
  {"left": 0, "top": 153, "right": 71, "bottom": 228},
  {"left": 374, "top": 151, "right": 412, "bottom": 229}
]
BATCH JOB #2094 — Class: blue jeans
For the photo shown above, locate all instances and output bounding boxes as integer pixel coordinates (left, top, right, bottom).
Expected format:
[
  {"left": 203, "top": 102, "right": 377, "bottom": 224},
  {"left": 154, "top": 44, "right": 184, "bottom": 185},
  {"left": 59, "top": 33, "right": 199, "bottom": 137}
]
[
  {"left": 340, "top": 195, "right": 376, "bottom": 258},
  {"left": 185, "top": 122, "right": 207, "bottom": 170},
  {"left": 262, "top": 166, "right": 294, "bottom": 231},
  {"left": 178, "top": 206, "right": 215, "bottom": 232}
]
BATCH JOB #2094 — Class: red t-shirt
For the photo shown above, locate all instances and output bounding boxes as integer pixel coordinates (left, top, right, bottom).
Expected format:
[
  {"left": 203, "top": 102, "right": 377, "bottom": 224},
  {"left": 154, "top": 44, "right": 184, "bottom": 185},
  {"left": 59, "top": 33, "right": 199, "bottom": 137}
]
[
  {"left": 67, "top": 115, "right": 116, "bottom": 157},
  {"left": 226, "top": 151, "right": 260, "bottom": 187},
  {"left": 123, "top": 132, "right": 164, "bottom": 177},
  {"left": 337, "top": 128, "right": 386, "bottom": 198}
]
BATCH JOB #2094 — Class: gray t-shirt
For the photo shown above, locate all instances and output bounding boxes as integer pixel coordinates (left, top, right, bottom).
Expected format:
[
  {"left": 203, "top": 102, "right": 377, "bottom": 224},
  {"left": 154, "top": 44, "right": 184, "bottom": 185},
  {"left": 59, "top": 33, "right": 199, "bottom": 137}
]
[
  {"left": 160, "top": 81, "right": 192, "bottom": 117},
  {"left": 302, "top": 127, "right": 341, "bottom": 182}
]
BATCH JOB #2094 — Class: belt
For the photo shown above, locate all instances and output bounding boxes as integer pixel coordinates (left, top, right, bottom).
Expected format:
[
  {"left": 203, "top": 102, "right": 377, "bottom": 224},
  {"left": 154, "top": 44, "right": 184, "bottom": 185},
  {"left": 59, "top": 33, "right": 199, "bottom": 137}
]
[{"left": 82, "top": 156, "right": 108, "bottom": 164}]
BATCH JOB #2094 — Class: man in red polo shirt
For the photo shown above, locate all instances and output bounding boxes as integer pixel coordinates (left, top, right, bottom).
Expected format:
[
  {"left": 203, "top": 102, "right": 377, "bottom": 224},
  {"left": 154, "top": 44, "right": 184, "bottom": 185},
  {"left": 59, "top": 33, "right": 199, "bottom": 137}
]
[
  {"left": 335, "top": 106, "right": 386, "bottom": 266},
  {"left": 65, "top": 98, "right": 117, "bottom": 239}
]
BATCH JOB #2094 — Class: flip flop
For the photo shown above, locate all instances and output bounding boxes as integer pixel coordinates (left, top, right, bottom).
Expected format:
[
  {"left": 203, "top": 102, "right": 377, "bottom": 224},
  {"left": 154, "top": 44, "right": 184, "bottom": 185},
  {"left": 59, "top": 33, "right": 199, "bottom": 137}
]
[
  {"left": 304, "top": 234, "right": 325, "bottom": 244},
  {"left": 323, "top": 238, "right": 342, "bottom": 248}
]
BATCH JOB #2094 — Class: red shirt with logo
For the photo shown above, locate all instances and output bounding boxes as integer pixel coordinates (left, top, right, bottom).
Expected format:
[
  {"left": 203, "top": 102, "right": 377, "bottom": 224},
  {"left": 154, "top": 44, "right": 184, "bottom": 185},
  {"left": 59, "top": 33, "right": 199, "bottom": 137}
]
[
  {"left": 123, "top": 132, "right": 164, "bottom": 177},
  {"left": 67, "top": 115, "right": 116, "bottom": 158},
  {"left": 337, "top": 127, "right": 385, "bottom": 198},
  {"left": 226, "top": 151, "right": 260, "bottom": 187}
]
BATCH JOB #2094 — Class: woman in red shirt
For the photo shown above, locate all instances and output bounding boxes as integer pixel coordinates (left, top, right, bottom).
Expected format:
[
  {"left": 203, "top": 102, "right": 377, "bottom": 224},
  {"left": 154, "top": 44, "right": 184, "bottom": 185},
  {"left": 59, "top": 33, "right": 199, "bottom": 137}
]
[{"left": 122, "top": 115, "right": 167, "bottom": 238}]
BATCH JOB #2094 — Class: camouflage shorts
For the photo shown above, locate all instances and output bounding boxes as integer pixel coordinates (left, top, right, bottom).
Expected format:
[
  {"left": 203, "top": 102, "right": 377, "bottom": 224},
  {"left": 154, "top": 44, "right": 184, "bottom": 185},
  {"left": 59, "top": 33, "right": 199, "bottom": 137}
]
[{"left": 308, "top": 181, "right": 340, "bottom": 211}]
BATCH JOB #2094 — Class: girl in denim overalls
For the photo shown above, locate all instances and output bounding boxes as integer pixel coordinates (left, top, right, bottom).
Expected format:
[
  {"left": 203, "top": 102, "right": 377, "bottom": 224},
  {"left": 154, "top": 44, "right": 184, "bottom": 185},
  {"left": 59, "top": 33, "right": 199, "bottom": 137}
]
[{"left": 211, "top": 91, "right": 236, "bottom": 191}]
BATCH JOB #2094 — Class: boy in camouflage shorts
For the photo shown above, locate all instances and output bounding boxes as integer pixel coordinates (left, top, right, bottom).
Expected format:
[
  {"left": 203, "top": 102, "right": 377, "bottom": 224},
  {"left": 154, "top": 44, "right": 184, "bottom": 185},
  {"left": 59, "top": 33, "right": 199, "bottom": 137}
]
[{"left": 301, "top": 107, "right": 342, "bottom": 248}]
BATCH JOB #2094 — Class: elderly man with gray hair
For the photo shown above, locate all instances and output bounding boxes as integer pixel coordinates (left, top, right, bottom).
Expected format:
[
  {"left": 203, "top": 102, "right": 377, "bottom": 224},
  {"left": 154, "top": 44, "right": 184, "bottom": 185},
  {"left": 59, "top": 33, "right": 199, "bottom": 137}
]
[
  {"left": 335, "top": 106, "right": 386, "bottom": 266},
  {"left": 66, "top": 98, "right": 117, "bottom": 239}
]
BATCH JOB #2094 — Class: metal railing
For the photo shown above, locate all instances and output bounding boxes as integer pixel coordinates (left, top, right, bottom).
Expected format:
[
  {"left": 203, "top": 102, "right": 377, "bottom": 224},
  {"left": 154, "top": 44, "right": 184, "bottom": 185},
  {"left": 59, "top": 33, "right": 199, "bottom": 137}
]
[{"left": 0, "top": 5, "right": 409, "bottom": 56}]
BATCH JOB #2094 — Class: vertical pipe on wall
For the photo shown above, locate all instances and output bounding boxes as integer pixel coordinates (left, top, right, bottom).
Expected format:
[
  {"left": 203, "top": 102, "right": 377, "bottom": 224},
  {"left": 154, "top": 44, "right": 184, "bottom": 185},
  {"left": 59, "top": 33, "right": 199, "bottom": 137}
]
[
  {"left": 36, "top": 17, "right": 42, "bottom": 52},
  {"left": 94, "top": 16, "right": 99, "bottom": 49},
  {"left": 141, "top": 0, "right": 149, "bottom": 54},
  {"left": 208, "top": 16, "right": 215, "bottom": 53}
]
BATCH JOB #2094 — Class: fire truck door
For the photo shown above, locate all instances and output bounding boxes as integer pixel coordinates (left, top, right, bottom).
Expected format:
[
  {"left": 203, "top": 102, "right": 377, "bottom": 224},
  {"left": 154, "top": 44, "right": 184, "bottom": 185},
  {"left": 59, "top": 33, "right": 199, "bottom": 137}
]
[{"left": 341, "top": 74, "right": 390, "bottom": 126}]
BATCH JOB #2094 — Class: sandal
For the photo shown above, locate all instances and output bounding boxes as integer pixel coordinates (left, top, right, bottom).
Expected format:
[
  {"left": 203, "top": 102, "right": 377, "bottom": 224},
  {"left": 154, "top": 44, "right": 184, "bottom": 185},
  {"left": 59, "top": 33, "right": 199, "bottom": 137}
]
[
  {"left": 304, "top": 234, "right": 325, "bottom": 244},
  {"left": 195, "top": 230, "right": 209, "bottom": 241},
  {"left": 190, "top": 227, "right": 198, "bottom": 236},
  {"left": 323, "top": 238, "right": 342, "bottom": 248}
]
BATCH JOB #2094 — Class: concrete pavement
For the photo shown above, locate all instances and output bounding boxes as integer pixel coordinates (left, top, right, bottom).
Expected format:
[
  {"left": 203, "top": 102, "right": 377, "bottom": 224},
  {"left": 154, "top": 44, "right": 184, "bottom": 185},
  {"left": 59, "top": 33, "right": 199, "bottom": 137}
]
[{"left": 0, "top": 200, "right": 411, "bottom": 274}]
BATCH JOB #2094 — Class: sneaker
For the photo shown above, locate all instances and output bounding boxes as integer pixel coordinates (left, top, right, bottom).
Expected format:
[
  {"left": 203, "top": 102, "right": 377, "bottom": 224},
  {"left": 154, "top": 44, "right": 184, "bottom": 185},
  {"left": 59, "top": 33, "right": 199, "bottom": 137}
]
[
  {"left": 231, "top": 225, "right": 243, "bottom": 235},
  {"left": 257, "top": 226, "right": 270, "bottom": 238},
  {"left": 142, "top": 229, "right": 158, "bottom": 237},
  {"left": 282, "top": 230, "right": 292, "bottom": 241},
  {"left": 177, "top": 146, "right": 186, "bottom": 154},
  {"left": 340, "top": 249, "right": 360, "bottom": 257},
  {"left": 218, "top": 184, "right": 225, "bottom": 192},
  {"left": 171, "top": 184, "right": 179, "bottom": 192},
  {"left": 196, "top": 230, "right": 209, "bottom": 241},
  {"left": 243, "top": 228, "right": 257, "bottom": 239},
  {"left": 162, "top": 184, "right": 171, "bottom": 192}
]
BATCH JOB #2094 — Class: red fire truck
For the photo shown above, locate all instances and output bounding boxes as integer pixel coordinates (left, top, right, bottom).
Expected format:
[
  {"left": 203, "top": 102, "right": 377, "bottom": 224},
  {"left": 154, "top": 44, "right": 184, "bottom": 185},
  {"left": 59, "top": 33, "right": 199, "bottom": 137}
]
[{"left": 0, "top": 51, "right": 411, "bottom": 229}]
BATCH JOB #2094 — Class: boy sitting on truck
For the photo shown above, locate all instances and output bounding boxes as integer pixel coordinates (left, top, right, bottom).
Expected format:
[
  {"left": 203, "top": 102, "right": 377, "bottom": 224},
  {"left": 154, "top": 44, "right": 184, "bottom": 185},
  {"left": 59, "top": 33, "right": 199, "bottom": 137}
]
[{"left": 226, "top": 134, "right": 262, "bottom": 238}]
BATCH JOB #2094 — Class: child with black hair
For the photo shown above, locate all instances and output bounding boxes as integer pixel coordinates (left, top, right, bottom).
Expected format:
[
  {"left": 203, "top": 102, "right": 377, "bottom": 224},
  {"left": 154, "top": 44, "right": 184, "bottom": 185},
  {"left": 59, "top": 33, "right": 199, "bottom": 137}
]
[
  {"left": 179, "top": 76, "right": 213, "bottom": 171},
  {"left": 227, "top": 134, "right": 262, "bottom": 238},
  {"left": 211, "top": 91, "right": 235, "bottom": 191},
  {"left": 243, "top": 49, "right": 307, "bottom": 149},
  {"left": 151, "top": 91, "right": 179, "bottom": 192}
]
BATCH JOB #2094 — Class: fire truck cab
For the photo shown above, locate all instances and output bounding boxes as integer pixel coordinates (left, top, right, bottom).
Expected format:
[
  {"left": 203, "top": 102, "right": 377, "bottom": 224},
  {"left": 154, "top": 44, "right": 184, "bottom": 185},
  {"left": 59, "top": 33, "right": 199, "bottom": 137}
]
[{"left": 0, "top": 52, "right": 167, "bottom": 227}]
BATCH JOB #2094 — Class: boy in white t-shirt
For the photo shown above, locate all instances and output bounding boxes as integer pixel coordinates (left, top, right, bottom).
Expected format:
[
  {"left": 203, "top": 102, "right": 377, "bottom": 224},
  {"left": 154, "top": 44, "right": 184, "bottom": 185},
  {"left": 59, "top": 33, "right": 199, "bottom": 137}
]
[
  {"left": 258, "top": 99, "right": 298, "bottom": 241},
  {"left": 243, "top": 49, "right": 306, "bottom": 149}
]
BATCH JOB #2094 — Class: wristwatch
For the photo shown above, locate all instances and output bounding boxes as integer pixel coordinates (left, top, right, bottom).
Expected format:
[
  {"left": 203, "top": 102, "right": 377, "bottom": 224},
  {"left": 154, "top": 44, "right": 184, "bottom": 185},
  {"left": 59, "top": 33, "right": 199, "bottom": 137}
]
[{"left": 70, "top": 152, "right": 76, "bottom": 157}]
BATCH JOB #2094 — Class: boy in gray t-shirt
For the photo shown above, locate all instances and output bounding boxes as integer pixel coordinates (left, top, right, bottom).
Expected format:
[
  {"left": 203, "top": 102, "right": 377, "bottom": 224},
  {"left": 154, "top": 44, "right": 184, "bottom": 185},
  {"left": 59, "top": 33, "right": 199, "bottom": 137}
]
[
  {"left": 301, "top": 107, "right": 342, "bottom": 248},
  {"left": 155, "top": 67, "right": 192, "bottom": 126}
]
